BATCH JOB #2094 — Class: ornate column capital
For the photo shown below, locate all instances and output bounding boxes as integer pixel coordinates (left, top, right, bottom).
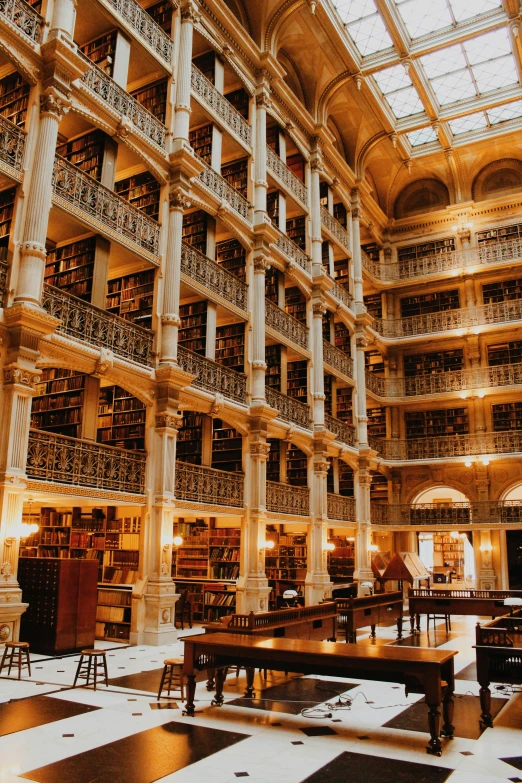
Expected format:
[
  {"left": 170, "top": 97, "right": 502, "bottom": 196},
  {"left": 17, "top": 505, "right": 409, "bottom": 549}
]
[
  {"left": 169, "top": 189, "right": 191, "bottom": 211},
  {"left": 254, "top": 256, "right": 270, "bottom": 273},
  {"left": 155, "top": 413, "right": 184, "bottom": 431},
  {"left": 312, "top": 301, "right": 327, "bottom": 318},
  {"left": 180, "top": 1, "right": 200, "bottom": 23},
  {"left": 3, "top": 366, "right": 41, "bottom": 390},
  {"left": 40, "top": 92, "right": 69, "bottom": 120},
  {"left": 250, "top": 442, "right": 271, "bottom": 458}
]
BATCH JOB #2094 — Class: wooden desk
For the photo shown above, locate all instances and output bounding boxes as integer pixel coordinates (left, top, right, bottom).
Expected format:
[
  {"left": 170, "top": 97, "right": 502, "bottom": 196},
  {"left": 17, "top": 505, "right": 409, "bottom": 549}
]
[
  {"left": 335, "top": 592, "right": 404, "bottom": 643},
  {"left": 408, "top": 589, "right": 522, "bottom": 634},
  {"left": 182, "top": 632, "right": 457, "bottom": 756},
  {"left": 475, "top": 611, "right": 522, "bottom": 727},
  {"left": 203, "top": 603, "right": 337, "bottom": 641}
]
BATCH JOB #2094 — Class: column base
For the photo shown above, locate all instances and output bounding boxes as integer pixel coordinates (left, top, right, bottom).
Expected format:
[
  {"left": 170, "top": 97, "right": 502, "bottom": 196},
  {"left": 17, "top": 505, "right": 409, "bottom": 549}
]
[
  {"left": 477, "top": 572, "right": 497, "bottom": 591},
  {"left": 0, "top": 585, "right": 28, "bottom": 645},
  {"left": 235, "top": 576, "right": 271, "bottom": 613},
  {"left": 304, "top": 575, "right": 333, "bottom": 605},
  {"left": 131, "top": 579, "right": 179, "bottom": 647}
]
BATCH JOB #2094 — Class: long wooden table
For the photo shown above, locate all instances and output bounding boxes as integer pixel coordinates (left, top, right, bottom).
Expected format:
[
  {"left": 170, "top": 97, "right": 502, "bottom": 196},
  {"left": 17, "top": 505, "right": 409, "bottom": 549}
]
[
  {"left": 475, "top": 611, "right": 522, "bottom": 727},
  {"left": 182, "top": 632, "right": 457, "bottom": 756},
  {"left": 408, "top": 589, "right": 522, "bottom": 634},
  {"left": 203, "top": 603, "right": 338, "bottom": 641},
  {"left": 335, "top": 592, "right": 404, "bottom": 643}
]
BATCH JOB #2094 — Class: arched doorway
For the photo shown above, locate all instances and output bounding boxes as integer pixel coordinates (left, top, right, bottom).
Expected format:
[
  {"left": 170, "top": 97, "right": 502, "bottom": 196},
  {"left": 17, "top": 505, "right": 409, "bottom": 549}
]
[{"left": 501, "top": 484, "right": 522, "bottom": 589}]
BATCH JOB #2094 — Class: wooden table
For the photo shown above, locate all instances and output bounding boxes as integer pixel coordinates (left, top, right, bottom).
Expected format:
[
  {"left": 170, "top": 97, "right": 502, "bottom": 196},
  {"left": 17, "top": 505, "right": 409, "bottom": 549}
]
[
  {"left": 203, "top": 603, "right": 338, "bottom": 641},
  {"left": 475, "top": 611, "right": 522, "bottom": 727},
  {"left": 335, "top": 592, "right": 404, "bottom": 643},
  {"left": 182, "top": 632, "right": 457, "bottom": 756},
  {"left": 408, "top": 589, "right": 522, "bottom": 634}
]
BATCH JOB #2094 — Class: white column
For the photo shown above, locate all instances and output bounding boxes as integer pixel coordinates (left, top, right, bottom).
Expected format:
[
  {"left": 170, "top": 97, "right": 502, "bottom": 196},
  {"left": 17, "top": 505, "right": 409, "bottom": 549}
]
[
  {"left": 354, "top": 458, "right": 374, "bottom": 591},
  {"left": 160, "top": 191, "right": 188, "bottom": 363},
  {"left": 310, "top": 153, "right": 323, "bottom": 276},
  {"left": 254, "top": 90, "right": 269, "bottom": 224},
  {"left": 49, "top": 0, "right": 76, "bottom": 39},
  {"left": 312, "top": 301, "right": 326, "bottom": 428},
  {"left": 351, "top": 191, "right": 364, "bottom": 308},
  {"left": 305, "top": 447, "right": 332, "bottom": 604},
  {"left": 174, "top": 1, "right": 199, "bottom": 143},
  {"left": 252, "top": 256, "right": 267, "bottom": 404},
  {"left": 355, "top": 332, "right": 368, "bottom": 448}
]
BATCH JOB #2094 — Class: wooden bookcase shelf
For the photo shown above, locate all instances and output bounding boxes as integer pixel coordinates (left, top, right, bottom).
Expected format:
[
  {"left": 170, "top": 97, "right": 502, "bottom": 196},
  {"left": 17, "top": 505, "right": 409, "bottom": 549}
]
[
  {"left": 176, "top": 412, "right": 203, "bottom": 465},
  {"left": 398, "top": 237, "right": 455, "bottom": 263},
  {"left": 286, "top": 444, "right": 308, "bottom": 486},
  {"left": 265, "top": 530, "right": 307, "bottom": 608},
  {"left": 362, "top": 243, "right": 380, "bottom": 262},
  {"left": 212, "top": 418, "right": 243, "bottom": 473},
  {"left": 179, "top": 301, "right": 207, "bottom": 354},
  {"left": 265, "top": 345, "right": 281, "bottom": 390},
  {"left": 286, "top": 152, "right": 305, "bottom": 182},
  {"left": 193, "top": 52, "right": 215, "bottom": 83},
  {"left": 145, "top": 0, "right": 173, "bottom": 33},
  {"left": 333, "top": 203, "right": 347, "bottom": 228},
  {"left": 0, "top": 187, "right": 16, "bottom": 247},
  {"left": 370, "top": 471, "right": 388, "bottom": 502},
  {"left": 483, "top": 277, "right": 522, "bottom": 304},
  {"left": 285, "top": 286, "right": 307, "bottom": 323},
  {"left": 44, "top": 237, "right": 96, "bottom": 302},
  {"left": 367, "top": 407, "right": 386, "bottom": 438},
  {"left": 334, "top": 257, "right": 350, "bottom": 283},
  {"left": 221, "top": 157, "right": 248, "bottom": 198},
  {"left": 366, "top": 350, "right": 384, "bottom": 375},
  {"left": 477, "top": 222, "right": 522, "bottom": 245},
  {"left": 267, "top": 190, "right": 279, "bottom": 222},
  {"left": 328, "top": 535, "right": 354, "bottom": 581},
  {"left": 267, "top": 437, "right": 281, "bottom": 482},
  {"left": 364, "top": 294, "right": 382, "bottom": 318},
  {"left": 400, "top": 289, "right": 460, "bottom": 318},
  {"left": 131, "top": 79, "right": 168, "bottom": 123},
  {"left": 324, "top": 374, "right": 333, "bottom": 415},
  {"left": 31, "top": 369, "right": 86, "bottom": 439},
  {"left": 106, "top": 269, "right": 155, "bottom": 329},
  {"left": 433, "top": 532, "right": 464, "bottom": 578},
  {"left": 266, "top": 125, "right": 280, "bottom": 154},
  {"left": 488, "top": 340, "right": 522, "bottom": 366},
  {"left": 339, "top": 462, "right": 354, "bottom": 496},
  {"left": 287, "top": 360, "right": 308, "bottom": 403},
  {"left": 216, "top": 238, "right": 246, "bottom": 279},
  {"left": 183, "top": 211, "right": 208, "bottom": 254},
  {"left": 0, "top": 71, "right": 30, "bottom": 127},
  {"left": 492, "top": 402, "right": 522, "bottom": 432},
  {"left": 265, "top": 266, "right": 279, "bottom": 303},
  {"left": 336, "top": 386, "right": 352, "bottom": 423},
  {"left": 115, "top": 172, "right": 160, "bottom": 220},
  {"left": 96, "top": 587, "right": 132, "bottom": 642},
  {"left": 335, "top": 322, "right": 351, "bottom": 354},
  {"left": 97, "top": 385, "right": 146, "bottom": 450},
  {"left": 209, "top": 528, "right": 241, "bottom": 580},
  {"left": 56, "top": 130, "right": 106, "bottom": 181},
  {"left": 224, "top": 88, "right": 250, "bottom": 119},
  {"left": 189, "top": 123, "right": 213, "bottom": 164},
  {"left": 286, "top": 216, "right": 306, "bottom": 249},
  {"left": 404, "top": 349, "right": 464, "bottom": 377},
  {"left": 80, "top": 30, "right": 117, "bottom": 76},
  {"left": 405, "top": 407, "right": 469, "bottom": 439},
  {"left": 215, "top": 323, "right": 245, "bottom": 372}
]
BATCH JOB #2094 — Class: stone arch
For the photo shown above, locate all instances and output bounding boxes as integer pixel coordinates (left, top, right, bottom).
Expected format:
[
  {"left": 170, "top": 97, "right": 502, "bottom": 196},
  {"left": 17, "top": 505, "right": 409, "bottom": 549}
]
[
  {"left": 222, "top": 0, "right": 252, "bottom": 35},
  {"left": 327, "top": 117, "right": 347, "bottom": 160},
  {"left": 277, "top": 49, "right": 306, "bottom": 105},
  {"left": 411, "top": 485, "right": 471, "bottom": 505},
  {"left": 394, "top": 178, "right": 450, "bottom": 220},
  {"left": 472, "top": 159, "right": 522, "bottom": 202}
]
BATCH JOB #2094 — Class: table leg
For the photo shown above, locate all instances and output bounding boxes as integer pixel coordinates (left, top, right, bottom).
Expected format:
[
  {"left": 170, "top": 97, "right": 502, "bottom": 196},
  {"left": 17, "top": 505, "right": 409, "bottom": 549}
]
[
  {"left": 183, "top": 674, "right": 197, "bottom": 717},
  {"left": 370, "top": 624, "right": 376, "bottom": 639},
  {"left": 206, "top": 667, "right": 216, "bottom": 691},
  {"left": 441, "top": 689, "right": 455, "bottom": 738},
  {"left": 416, "top": 614, "right": 421, "bottom": 633},
  {"left": 426, "top": 703, "right": 442, "bottom": 756},
  {"left": 397, "top": 617, "right": 403, "bottom": 640},
  {"left": 245, "top": 667, "right": 255, "bottom": 698},
  {"left": 479, "top": 683, "right": 493, "bottom": 727},
  {"left": 212, "top": 667, "right": 225, "bottom": 707}
]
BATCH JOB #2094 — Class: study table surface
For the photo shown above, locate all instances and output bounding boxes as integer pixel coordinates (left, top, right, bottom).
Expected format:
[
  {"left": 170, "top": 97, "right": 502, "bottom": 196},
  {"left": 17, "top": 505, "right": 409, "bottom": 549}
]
[
  {"left": 408, "top": 589, "right": 522, "bottom": 634},
  {"left": 182, "top": 632, "right": 457, "bottom": 756}
]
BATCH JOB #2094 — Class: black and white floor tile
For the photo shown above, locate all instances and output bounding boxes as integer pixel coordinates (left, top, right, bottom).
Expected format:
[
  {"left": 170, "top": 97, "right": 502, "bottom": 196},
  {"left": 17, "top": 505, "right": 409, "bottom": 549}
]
[{"left": 0, "top": 616, "right": 520, "bottom": 783}]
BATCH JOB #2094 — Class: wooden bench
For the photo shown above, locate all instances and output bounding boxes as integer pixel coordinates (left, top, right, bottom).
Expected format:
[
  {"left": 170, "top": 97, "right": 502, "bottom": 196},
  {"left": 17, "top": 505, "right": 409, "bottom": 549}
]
[
  {"left": 335, "top": 591, "right": 404, "bottom": 643},
  {"left": 475, "top": 610, "right": 522, "bottom": 727},
  {"left": 202, "top": 603, "right": 338, "bottom": 642}
]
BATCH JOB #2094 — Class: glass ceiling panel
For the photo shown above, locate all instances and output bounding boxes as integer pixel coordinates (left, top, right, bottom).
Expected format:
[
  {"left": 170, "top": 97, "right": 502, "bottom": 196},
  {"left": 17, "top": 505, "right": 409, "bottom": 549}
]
[
  {"left": 395, "top": 0, "right": 501, "bottom": 40},
  {"left": 332, "top": 0, "right": 394, "bottom": 56},
  {"left": 407, "top": 128, "right": 439, "bottom": 146},
  {"left": 487, "top": 99, "right": 522, "bottom": 124},
  {"left": 374, "top": 66, "right": 425, "bottom": 117},
  {"left": 449, "top": 111, "right": 488, "bottom": 135},
  {"left": 449, "top": 99, "right": 522, "bottom": 137}
]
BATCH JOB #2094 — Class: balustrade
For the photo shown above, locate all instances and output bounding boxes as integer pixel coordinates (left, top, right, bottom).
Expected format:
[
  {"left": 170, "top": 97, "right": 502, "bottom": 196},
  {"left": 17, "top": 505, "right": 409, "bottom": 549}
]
[
  {"left": 0, "top": 259, "right": 8, "bottom": 308},
  {"left": 324, "top": 413, "right": 356, "bottom": 447},
  {"left": 266, "top": 146, "right": 307, "bottom": 206},
  {"left": 177, "top": 346, "right": 247, "bottom": 404},
  {"left": 0, "top": 114, "right": 25, "bottom": 175},
  {"left": 197, "top": 159, "right": 251, "bottom": 222},
  {"left": 265, "top": 387, "right": 311, "bottom": 429},
  {"left": 370, "top": 431, "right": 522, "bottom": 461},
  {"left": 371, "top": 501, "right": 522, "bottom": 526},
  {"left": 42, "top": 284, "right": 154, "bottom": 366},
  {"left": 266, "top": 480, "right": 309, "bottom": 516},
  {"left": 181, "top": 242, "right": 248, "bottom": 313},
  {"left": 327, "top": 493, "right": 355, "bottom": 521},
  {"left": 27, "top": 429, "right": 146, "bottom": 494},
  {"left": 320, "top": 206, "right": 350, "bottom": 253},
  {"left": 323, "top": 339, "right": 353, "bottom": 379},
  {"left": 0, "top": 0, "right": 42, "bottom": 41},
  {"left": 265, "top": 298, "right": 309, "bottom": 350},
  {"left": 274, "top": 229, "right": 311, "bottom": 275},
  {"left": 175, "top": 461, "right": 244, "bottom": 507},
  {"left": 367, "top": 363, "right": 522, "bottom": 399},
  {"left": 102, "top": 0, "right": 172, "bottom": 63},
  {"left": 331, "top": 280, "right": 353, "bottom": 309},
  {"left": 191, "top": 65, "right": 251, "bottom": 147}
]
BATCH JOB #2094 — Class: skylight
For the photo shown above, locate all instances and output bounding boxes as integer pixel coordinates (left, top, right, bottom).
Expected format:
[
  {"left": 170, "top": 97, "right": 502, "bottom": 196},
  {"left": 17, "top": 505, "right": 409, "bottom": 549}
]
[
  {"left": 419, "top": 29, "right": 518, "bottom": 107},
  {"left": 449, "top": 99, "right": 522, "bottom": 136},
  {"left": 407, "top": 128, "right": 439, "bottom": 146},
  {"left": 332, "top": 0, "right": 394, "bottom": 56},
  {"left": 374, "top": 64, "right": 425, "bottom": 118},
  {"left": 395, "top": 0, "right": 501, "bottom": 40}
]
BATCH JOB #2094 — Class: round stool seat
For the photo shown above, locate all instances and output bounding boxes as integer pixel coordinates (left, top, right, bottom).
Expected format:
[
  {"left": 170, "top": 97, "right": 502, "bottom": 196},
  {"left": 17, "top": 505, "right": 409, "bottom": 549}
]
[
  {"left": 6, "top": 641, "right": 29, "bottom": 649},
  {"left": 81, "top": 649, "right": 106, "bottom": 656},
  {"left": 163, "top": 657, "right": 183, "bottom": 666}
]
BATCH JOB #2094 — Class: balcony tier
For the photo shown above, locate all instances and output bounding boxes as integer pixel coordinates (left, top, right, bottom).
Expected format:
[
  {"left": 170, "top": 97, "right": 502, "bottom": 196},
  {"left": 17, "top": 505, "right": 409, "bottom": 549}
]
[
  {"left": 196, "top": 159, "right": 251, "bottom": 223},
  {"left": 265, "top": 298, "right": 309, "bottom": 351},
  {"left": 175, "top": 461, "right": 244, "bottom": 508},
  {"left": 366, "top": 363, "right": 522, "bottom": 399},
  {"left": 181, "top": 242, "right": 248, "bottom": 314},
  {"left": 327, "top": 493, "right": 355, "bottom": 522},
  {"left": 371, "top": 501, "right": 522, "bottom": 526},
  {"left": 369, "top": 431, "right": 522, "bottom": 461},
  {"left": 100, "top": 0, "right": 172, "bottom": 64},
  {"left": 177, "top": 346, "right": 247, "bottom": 405},
  {"left": 274, "top": 228, "right": 311, "bottom": 275},
  {"left": 321, "top": 206, "right": 350, "bottom": 254},
  {"left": 324, "top": 414, "right": 356, "bottom": 447},
  {"left": 265, "top": 387, "right": 311, "bottom": 430},
  {"left": 266, "top": 146, "right": 307, "bottom": 207},
  {"left": 0, "top": 0, "right": 42, "bottom": 42},
  {"left": 323, "top": 339, "right": 353, "bottom": 381},
  {"left": 191, "top": 65, "right": 251, "bottom": 149},
  {"left": 0, "top": 114, "right": 25, "bottom": 180},
  {"left": 267, "top": 480, "right": 309, "bottom": 516}
]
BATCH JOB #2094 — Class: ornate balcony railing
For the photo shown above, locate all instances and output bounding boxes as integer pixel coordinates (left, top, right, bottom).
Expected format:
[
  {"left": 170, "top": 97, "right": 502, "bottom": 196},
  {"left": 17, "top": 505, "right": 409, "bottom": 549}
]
[
  {"left": 191, "top": 65, "right": 251, "bottom": 147},
  {"left": 324, "top": 414, "right": 356, "bottom": 447},
  {"left": 371, "top": 501, "right": 522, "bottom": 526},
  {"left": 369, "top": 431, "right": 522, "bottom": 461},
  {"left": 323, "top": 339, "right": 353, "bottom": 380},
  {"left": 266, "top": 387, "right": 311, "bottom": 429},
  {"left": 181, "top": 242, "right": 248, "bottom": 313},
  {"left": 0, "top": 259, "right": 8, "bottom": 308},
  {"left": 81, "top": 60, "right": 166, "bottom": 150},
  {"left": 197, "top": 160, "right": 251, "bottom": 222},
  {"left": 331, "top": 281, "right": 353, "bottom": 309},
  {"left": 177, "top": 346, "right": 247, "bottom": 405},
  {"left": 42, "top": 284, "right": 154, "bottom": 366},
  {"left": 175, "top": 460, "right": 244, "bottom": 507},
  {"left": 366, "top": 363, "right": 522, "bottom": 399},
  {"left": 321, "top": 206, "right": 350, "bottom": 253},
  {"left": 266, "top": 480, "right": 309, "bottom": 516},
  {"left": 274, "top": 229, "right": 311, "bottom": 275},
  {"left": 266, "top": 146, "right": 308, "bottom": 206},
  {"left": 265, "top": 298, "right": 309, "bottom": 350},
  {"left": 52, "top": 155, "right": 160, "bottom": 258},
  {"left": 102, "top": 0, "right": 172, "bottom": 63},
  {"left": 0, "top": 0, "right": 42, "bottom": 42},
  {"left": 373, "top": 299, "right": 522, "bottom": 339},
  {"left": 0, "top": 114, "right": 25, "bottom": 175},
  {"left": 27, "top": 429, "right": 146, "bottom": 494},
  {"left": 327, "top": 493, "right": 356, "bottom": 521}
]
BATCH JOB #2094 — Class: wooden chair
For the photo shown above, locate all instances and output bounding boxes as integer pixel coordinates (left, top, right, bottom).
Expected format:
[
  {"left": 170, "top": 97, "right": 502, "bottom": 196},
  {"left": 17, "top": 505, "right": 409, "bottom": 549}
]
[
  {"left": 73, "top": 649, "right": 109, "bottom": 690},
  {"left": 427, "top": 614, "right": 451, "bottom": 633},
  {"left": 0, "top": 642, "right": 31, "bottom": 680},
  {"left": 175, "top": 589, "right": 193, "bottom": 630},
  {"left": 158, "top": 658, "right": 185, "bottom": 700}
]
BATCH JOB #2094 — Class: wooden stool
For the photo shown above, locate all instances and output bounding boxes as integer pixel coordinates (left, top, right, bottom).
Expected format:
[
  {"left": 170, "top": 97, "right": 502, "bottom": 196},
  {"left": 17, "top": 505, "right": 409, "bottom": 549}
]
[
  {"left": 73, "top": 649, "right": 109, "bottom": 690},
  {"left": 0, "top": 642, "right": 31, "bottom": 680},
  {"left": 158, "top": 658, "right": 184, "bottom": 700},
  {"left": 427, "top": 614, "right": 451, "bottom": 633}
]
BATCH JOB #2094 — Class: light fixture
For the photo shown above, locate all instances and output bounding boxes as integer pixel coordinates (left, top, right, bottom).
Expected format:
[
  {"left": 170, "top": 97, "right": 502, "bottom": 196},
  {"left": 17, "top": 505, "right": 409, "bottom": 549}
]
[
  {"left": 479, "top": 544, "right": 492, "bottom": 553},
  {"left": 464, "top": 460, "right": 473, "bottom": 468},
  {"left": 346, "top": 536, "right": 355, "bottom": 542},
  {"left": 20, "top": 522, "right": 39, "bottom": 537},
  {"left": 173, "top": 535, "right": 183, "bottom": 547},
  {"left": 481, "top": 457, "right": 490, "bottom": 467},
  {"left": 324, "top": 541, "right": 336, "bottom": 552},
  {"left": 450, "top": 531, "right": 460, "bottom": 539},
  {"left": 262, "top": 540, "right": 275, "bottom": 550},
  {"left": 368, "top": 544, "right": 378, "bottom": 552}
]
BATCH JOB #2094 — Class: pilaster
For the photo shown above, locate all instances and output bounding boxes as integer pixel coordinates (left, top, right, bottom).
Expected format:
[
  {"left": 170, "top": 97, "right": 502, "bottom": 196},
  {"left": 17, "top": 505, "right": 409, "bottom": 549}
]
[
  {"left": 305, "top": 439, "right": 332, "bottom": 604},
  {"left": 173, "top": 0, "right": 199, "bottom": 145},
  {"left": 350, "top": 189, "right": 364, "bottom": 310},
  {"left": 353, "top": 458, "right": 374, "bottom": 591}
]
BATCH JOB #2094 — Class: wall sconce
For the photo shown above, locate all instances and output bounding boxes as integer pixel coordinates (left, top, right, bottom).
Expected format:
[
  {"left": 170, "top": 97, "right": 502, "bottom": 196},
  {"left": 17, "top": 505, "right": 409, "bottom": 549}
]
[
  {"left": 6, "top": 522, "right": 39, "bottom": 545},
  {"left": 260, "top": 540, "right": 275, "bottom": 551},
  {"left": 464, "top": 456, "right": 490, "bottom": 468},
  {"left": 173, "top": 535, "right": 183, "bottom": 547},
  {"left": 324, "top": 541, "right": 336, "bottom": 552},
  {"left": 368, "top": 544, "right": 378, "bottom": 553},
  {"left": 479, "top": 544, "right": 492, "bottom": 553},
  {"left": 450, "top": 531, "right": 460, "bottom": 539}
]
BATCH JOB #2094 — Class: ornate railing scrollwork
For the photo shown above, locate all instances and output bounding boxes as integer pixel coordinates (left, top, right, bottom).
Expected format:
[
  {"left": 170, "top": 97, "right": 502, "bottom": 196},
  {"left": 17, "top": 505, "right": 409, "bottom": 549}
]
[
  {"left": 324, "top": 414, "right": 356, "bottom": 447},
  {"left": 27, "top": 429, "right": 146, "bottom": 494},
  {"left": 181, "top": 242, "right": 248, "bottom": 313},
  {"left": 0, "top": 0, "right": 42, "bottom": 42},
  {"left": 323, "top": 340, "right": 353, "bottom": 379},
  {"left": 320, "top": 206, "right": 350, "bottom": 253},
  {"left": 42, "top": 284, "right": 154, "bottom": 366},
  {"left": 196, "top": 159, "right": 252, "bottom": 222},
  {"left": 267, "top": 480, "right": 309, "bottom": 516},
  {"left": 371, "top": 501, "right": 522, "bottom": 526},
  {"left": 0, "top": 259, "right": 8, "bottom": 308},
  {"left": 52, "top": 155, "right": 160, "bottom": 258},
  {"left": 177, "top": 346, "right": 247, "bottom": 404},
  {"left": 191, "top": 65, "right": 251, "bottom": 147},
  {"left": 331, "top": 281, "right": 353, "bottom": 309},
  {"left": 266, "top": 145, "right": 308, "bottom": 206},
  {"left": 175, "top": 461, "right": 244, "bottom": 507},
  {"left": 265, "top": 298, "right": 309, "bottom": 350},
  {"left": 102, "top": 0, "right": 172, "bottom": 63},
  {"left": 81, "top": 60, "right": 166, "bottom": 150},
  {"left": 327, "top": 493, "right": 355, "bottom": 521},
  {"left": 265, "top": 386, "right": 311, "bottom": 430},
  {"left": 274, "top": 229, "right": 311, "bottom": 275},
  {"left": 369, "top": 431, "right": 522, "bottom": 461},
  {"left": 367, "top": 363, "right": 522, "bottom": 399},
  {"left": 0, "top": 114, "right": 26, "bottom": 175}
]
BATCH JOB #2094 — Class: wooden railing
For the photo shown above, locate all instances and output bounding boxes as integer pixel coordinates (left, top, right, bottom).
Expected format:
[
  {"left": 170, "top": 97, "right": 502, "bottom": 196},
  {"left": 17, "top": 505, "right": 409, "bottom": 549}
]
[
  {"left": 177, "top": 346, "right": 247, "bottom": 405},
  {"left": 175, "top": 461, "right": 244, "bottom": 507},
  {"left": 226, "top": 603, "right": 336, "bottom": 630},
  {"left": 266, "top": 480, "right": 310, "bottom": 515}
]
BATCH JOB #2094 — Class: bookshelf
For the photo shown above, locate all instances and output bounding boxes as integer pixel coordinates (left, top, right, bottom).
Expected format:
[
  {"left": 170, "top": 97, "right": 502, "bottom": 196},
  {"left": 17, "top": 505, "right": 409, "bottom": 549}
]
[
  {"left": 131, "top": 79, "right": 168, "bottom": 123},
  {"left": 80, "top": 30, "right": 117, "bottom": 76},
  {"left": 285, "top": 286, "right": 307, "bottom": 323},
  {"left": 176, "top": 412, "right": 203, "bottom": 465},
  {"left": 212, "top": 418, "right": 243, "bottom": 473},
  {"left": 335, "top": 321, "right": 351, "bottom": 354},
  {"left": 433, "top": 532, "right": 465, "bottom": 579},
  {"left": 97, "top": 385, "right": 146, "bottom": 450},
  {"left": 0, "top": 187, "right": 16, "bottom": 248},
  {"left": 266, "top": 125, "right": 280, "bottom": 153},
  {"left": 115, "top": 172, "right": 160, "bottom": 220},
  {"left": 215, "top": 323, "right": 245, "bottom": 372},
  {"left": 400, "top": 289, "right": 460, "bottom": 318},
  {"left": 287, "top": 359, "right": 308, "bottom": 403},
  {"left": 398, "top": 237, "right": 455, "bottom": 263},
  {"left": 266, "top": 344, "right": 281, "bottom": 389},
  {"left": 286, "top": 444, "right": 308, "bottom": 486},
  {"left": 324, "top": 374, "right": 333, "bottom": 415},
  {"left": 172, "top": 519, "right": 209, "bottom": 583},
  {"left": 265, "top": 266, "right": 279, "bottom": 303},
  {"left": 189, "top": 123, "right": 213, "bottom": 164},
  {"left": 333, "top": 203, "right": 347, "bottom": 228},
  {"left": 339, "top": 462, "right": 354, "bottom": 496},
  {"left": 267, "top": 437, "right": 281, "bottom": 482},
  {"left": 492, "top": 402, "right": 522, "bottom": 432},
  {"left": 265, "top": 529, "right": 307, "bottom": 608},
  {"left": 225, "top": 88, "right": 250, "bottom": 119},
  {"left": 44, "top": 237, "right": 96, "bottom": 301},
  {"left": 322, "top": 309, "right": 332, "bottom": 342},
  {"left": 183, "top": 211, "right": 207, "bottom": 254},
  {"left": 193, "top": 52, "right": 215, "bottom": 83},
  {"left": 56, "top": 130, "right": 106, "bottom": 181},
  {"left": 102, "top": 513, "right": 141, "bottom": 586},
  {"left": 145, "top": 0, "right": 173, "bottom": 33},
  {"left": 286, "top": 153, "right": 305, "bottom": 182},
  {"left": 179, "top": 301, "right": 207, "bottom": 354},
  {"left": 267, "top": 190, "right": 279, "bottom": 222},
  {"left": 286, "top": 216, "right": 306, "bottom": 249},
  {"left": 483, "top": 277, "right": 522, "bottom": 304},
  {"left": 336, "top": 386, "right": 352, "bottom": 423},
  {"left": 216, "top": 238, "right": 246, "bottom": 279},
  {"left": 404, "top": 349, "right": 464, "bottom": 377},
  {"left": 328, "top": 535, "right": 354, "bottom": 581},
  {"left": 477, "top": 223, "right": 522, "bottom": 245},
  {"left": 204, "top": 583, "right": 237, "bottom": 620},
  {"left": 0, "top": 71, "right": 30, "bottom": 127},
  {"left": 31, "top": 369, "right": 86, "bottom": 438},
  {"left": 209, "top": 527, "right": 241, "bottom": 580},
  {"left": 370, "top": 471, "right": 388, "bottom": 503},
  {"left": 96, "top": 587, "right": 132, "bottom": 642},
  {"left": 366, "top": 350, "right": 384, "bottom": 375},
  {"left": 221, "top": 157, "right": 249, "bottom": 198},
  {"left": 367, "top": 407, "right": 386, "bottom": 437},
  {"left": 327, "top": 462, "right": 334, "bottom": 493},
  {"left": 106, "top": 269, "right": 155, "bottom": 329},
  {"left": 362, "top": 243, "right": 380, "bottom": 263},
  {"left": 334, "top": 257, "right": 350, "bottom": 283},
  {"left": 322, "top": 240, "right": 331, "bottom": 273},
  {"left": 488, "top": 340, "right": 522, "bottom": 366},
  {"left": 364, "top": 293, "right": 382, "bottom": 318},
  {"left": 405, "top": 407, "right": 469, "bottom": 439}
]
